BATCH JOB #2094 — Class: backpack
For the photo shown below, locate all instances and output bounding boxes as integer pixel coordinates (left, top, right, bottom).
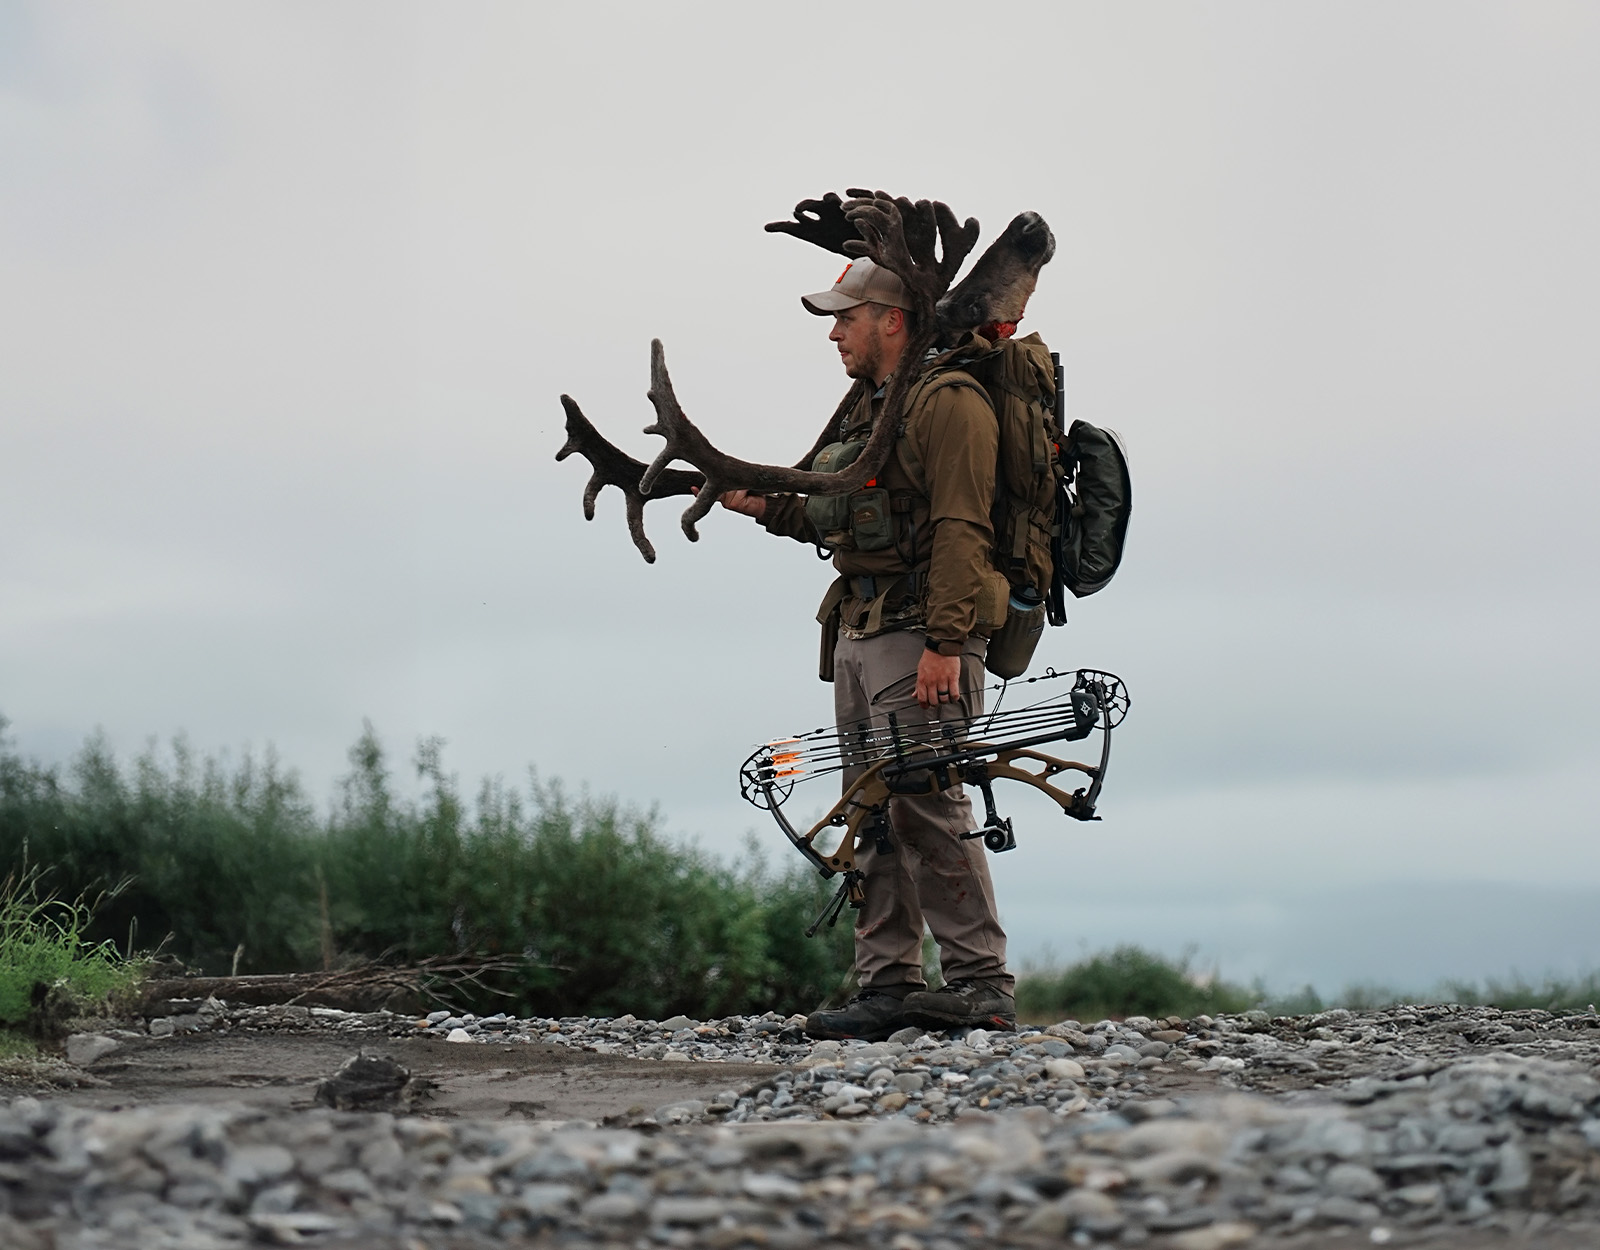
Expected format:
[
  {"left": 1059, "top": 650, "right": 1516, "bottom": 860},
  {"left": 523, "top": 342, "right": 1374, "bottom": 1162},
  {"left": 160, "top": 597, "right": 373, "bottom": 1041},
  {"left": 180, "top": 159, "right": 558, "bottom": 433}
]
[{"left": 910, "top": 333, "right": 1132, "bottom": 676}]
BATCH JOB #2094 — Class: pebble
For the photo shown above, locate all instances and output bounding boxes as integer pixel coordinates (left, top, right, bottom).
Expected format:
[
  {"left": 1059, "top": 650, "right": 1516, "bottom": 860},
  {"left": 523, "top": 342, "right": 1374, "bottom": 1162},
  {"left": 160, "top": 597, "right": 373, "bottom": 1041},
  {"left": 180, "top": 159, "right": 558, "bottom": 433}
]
[
  {"left": 64, "top": 1033, "right": 120, "bottom": 1066},
  {"left": 25, "top": 998, "right": 1600, "bottom": 1244}
]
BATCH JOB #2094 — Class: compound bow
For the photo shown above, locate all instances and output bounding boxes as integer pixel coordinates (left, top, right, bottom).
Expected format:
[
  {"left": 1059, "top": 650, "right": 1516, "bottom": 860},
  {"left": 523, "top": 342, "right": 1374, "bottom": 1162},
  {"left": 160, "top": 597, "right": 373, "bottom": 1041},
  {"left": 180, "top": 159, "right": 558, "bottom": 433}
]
[{"left": 739, "top": 668, "right": 1130, "bottom": 936}]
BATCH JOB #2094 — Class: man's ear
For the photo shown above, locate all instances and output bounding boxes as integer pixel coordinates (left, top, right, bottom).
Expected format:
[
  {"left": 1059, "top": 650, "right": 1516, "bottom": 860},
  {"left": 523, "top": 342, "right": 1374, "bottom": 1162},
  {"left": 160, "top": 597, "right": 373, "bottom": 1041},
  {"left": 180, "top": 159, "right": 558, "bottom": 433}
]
[{"left": 884, "top": 307, "right": 906, "bottom": 336}]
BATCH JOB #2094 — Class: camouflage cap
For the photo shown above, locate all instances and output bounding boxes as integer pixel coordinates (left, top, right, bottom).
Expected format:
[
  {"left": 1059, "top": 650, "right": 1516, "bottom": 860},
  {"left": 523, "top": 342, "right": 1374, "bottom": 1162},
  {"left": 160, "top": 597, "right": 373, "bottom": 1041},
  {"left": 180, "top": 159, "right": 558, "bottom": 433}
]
[{"left": 800, "top": 257, "right": 911, "bottom": 315}]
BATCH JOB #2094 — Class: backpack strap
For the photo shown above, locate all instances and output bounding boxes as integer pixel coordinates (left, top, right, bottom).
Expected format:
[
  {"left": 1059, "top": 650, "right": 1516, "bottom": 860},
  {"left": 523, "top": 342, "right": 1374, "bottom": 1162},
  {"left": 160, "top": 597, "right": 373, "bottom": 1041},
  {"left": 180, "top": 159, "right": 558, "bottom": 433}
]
[{"left": 892, "top": 368, "right": 994, "bottom": 498}]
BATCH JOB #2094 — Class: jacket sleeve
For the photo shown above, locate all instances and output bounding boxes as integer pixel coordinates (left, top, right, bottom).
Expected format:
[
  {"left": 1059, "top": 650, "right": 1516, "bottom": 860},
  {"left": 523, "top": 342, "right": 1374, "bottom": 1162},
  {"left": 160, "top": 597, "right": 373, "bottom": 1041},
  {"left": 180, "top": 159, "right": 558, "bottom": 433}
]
[
  {"left": 918, "top": 384, "right": 999, "bottom": 647},
  {"left": 758, "top": 493, "right": 822, "bottom": 545}
]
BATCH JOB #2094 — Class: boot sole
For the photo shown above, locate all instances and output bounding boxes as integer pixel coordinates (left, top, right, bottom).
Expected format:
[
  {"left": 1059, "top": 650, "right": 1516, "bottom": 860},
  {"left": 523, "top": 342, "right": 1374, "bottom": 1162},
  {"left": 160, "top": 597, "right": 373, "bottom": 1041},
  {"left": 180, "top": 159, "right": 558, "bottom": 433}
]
[
  {"left": 802, "top": 1023, "right": 902, "bottom": 1042},
  {"left": 901, "top": 1008, "right": 1017, "bottom": 1033}
]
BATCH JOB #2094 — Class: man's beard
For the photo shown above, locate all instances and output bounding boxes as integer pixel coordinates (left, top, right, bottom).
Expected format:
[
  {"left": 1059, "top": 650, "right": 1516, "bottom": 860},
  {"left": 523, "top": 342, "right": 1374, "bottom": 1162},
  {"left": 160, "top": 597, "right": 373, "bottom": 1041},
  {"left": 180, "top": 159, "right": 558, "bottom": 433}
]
[{"left": 843, "top": 332, "right": 883, "bottom": 381}]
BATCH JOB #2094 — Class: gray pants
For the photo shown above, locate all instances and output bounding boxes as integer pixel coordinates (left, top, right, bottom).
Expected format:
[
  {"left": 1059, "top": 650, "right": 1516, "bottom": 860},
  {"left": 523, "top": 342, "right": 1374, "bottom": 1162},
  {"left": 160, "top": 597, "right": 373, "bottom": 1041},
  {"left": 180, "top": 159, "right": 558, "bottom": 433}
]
[{"left": 832, "top": 629, "right": 1014, "bottom": 995}]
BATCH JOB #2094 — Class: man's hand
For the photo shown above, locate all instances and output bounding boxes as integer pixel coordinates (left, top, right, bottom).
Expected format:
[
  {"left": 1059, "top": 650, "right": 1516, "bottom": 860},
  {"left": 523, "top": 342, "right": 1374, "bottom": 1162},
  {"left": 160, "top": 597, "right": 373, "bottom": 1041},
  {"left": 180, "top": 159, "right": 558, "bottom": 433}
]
[
  {"left": 916, "top": 649, "right": 963, "bottom": 709},
  {"left": 719, "top": 489, "right": 767, "bottom": 521}
]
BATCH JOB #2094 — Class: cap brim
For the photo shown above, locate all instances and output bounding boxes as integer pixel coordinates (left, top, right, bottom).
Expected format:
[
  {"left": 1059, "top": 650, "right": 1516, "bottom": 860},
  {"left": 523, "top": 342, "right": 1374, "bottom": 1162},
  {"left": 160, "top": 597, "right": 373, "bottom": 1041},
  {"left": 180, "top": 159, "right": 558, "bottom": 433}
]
[{"left": 800, "top": 289, "right": 868, "bottom": 316}]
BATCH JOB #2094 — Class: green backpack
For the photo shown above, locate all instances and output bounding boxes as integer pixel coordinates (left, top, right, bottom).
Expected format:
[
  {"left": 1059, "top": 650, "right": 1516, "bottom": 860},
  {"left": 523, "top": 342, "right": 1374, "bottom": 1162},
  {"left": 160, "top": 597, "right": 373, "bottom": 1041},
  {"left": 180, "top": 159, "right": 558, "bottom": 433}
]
[{"left": 909, "top": 334, "right": 1132, "bottom": 677}]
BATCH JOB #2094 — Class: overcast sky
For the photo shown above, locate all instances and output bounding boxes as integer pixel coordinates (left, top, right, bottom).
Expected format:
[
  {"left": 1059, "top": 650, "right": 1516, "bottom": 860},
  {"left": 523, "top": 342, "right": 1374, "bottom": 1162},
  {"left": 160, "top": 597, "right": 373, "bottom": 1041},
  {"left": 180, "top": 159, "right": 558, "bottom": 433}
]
[{"left": 2, "top": 2, "right": 1597, "bottom": 995}]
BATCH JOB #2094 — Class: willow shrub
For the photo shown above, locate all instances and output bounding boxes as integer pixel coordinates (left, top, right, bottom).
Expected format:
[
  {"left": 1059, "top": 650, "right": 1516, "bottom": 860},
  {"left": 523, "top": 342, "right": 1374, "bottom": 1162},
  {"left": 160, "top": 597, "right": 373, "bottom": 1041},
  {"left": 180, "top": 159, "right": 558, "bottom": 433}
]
[
  {"left": 0, "top": 717, "right": 852, "bottom": 1020},
  {"left": 1015, "top": 944, "right": 1258, "bottom": 1023}
]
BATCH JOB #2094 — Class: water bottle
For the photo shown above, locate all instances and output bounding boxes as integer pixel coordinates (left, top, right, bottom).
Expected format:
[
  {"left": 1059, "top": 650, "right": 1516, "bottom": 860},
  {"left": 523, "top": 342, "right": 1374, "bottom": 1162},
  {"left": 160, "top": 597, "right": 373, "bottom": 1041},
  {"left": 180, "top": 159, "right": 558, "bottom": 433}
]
[{"left": 986, "top": 585, "right": 1047, "bottom": 680}]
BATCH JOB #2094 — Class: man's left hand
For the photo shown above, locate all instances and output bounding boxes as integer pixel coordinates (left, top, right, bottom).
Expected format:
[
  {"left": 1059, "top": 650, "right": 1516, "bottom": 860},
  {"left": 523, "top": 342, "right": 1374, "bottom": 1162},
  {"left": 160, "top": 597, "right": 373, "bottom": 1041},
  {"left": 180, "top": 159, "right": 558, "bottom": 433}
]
[{"left": 915, "top": 650, "right": 963, "bottom": 709}]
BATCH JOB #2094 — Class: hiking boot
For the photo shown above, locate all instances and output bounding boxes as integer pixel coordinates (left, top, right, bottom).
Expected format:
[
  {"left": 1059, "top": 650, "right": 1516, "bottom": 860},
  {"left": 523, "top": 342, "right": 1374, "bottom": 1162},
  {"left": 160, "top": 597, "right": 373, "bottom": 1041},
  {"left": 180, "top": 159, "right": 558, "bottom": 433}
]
[
  {"left": 804, "top": 988, "right": 913, "bottom": 1041},
  {"left": 901, "top": 979, "right": 1017, "bottom": 1032}
]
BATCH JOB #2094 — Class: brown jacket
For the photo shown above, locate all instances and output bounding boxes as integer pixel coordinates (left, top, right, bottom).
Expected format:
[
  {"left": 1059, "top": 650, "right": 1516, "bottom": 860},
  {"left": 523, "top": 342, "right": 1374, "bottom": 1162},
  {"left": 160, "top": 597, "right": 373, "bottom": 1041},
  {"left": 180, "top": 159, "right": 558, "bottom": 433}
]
[{"left": 760, "top": 365, "right": 1002, "bottom": 649}]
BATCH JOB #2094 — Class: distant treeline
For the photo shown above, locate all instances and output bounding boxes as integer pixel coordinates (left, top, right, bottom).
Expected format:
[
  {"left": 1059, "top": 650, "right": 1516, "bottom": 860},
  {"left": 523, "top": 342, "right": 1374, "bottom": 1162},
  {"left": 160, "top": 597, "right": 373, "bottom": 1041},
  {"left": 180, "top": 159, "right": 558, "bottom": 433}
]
[{"left": 0, "top": 718, "right": 855, "bottom": 1020}]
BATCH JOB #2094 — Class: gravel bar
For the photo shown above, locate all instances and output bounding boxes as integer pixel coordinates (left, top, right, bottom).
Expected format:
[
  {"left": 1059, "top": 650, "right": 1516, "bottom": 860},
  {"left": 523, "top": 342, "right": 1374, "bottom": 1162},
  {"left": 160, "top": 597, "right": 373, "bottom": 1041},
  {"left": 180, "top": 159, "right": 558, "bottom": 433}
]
[{"left": 13, "top": 1000, "right": 1600, "bottom": 1246}]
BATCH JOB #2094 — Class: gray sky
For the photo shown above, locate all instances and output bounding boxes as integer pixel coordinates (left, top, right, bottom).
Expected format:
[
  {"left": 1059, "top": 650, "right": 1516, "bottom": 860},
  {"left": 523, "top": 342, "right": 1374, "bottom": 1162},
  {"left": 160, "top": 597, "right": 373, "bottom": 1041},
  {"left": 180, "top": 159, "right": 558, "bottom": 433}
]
[{"left": 3, "top": 2, "right": 1597, "bottom": 995}]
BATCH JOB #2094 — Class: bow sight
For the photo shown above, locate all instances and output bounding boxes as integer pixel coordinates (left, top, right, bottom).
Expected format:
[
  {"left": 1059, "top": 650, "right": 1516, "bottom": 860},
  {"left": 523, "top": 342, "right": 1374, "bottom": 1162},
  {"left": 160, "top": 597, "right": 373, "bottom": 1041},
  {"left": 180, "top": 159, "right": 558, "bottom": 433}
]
[{"left": 739, "top": 668, "right": 1130, "bottom": 936}]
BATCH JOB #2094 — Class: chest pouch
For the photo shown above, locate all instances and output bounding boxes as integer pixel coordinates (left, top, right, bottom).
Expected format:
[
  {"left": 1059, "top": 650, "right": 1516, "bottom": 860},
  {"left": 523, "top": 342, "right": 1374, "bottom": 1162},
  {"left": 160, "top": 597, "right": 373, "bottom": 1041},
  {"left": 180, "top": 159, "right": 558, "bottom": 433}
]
[
  {"left": 848, "top": 488, "right": 894, "bottom": 551},
  {"left": 804, "top": 438, "right": 867, "bottom": 538}
]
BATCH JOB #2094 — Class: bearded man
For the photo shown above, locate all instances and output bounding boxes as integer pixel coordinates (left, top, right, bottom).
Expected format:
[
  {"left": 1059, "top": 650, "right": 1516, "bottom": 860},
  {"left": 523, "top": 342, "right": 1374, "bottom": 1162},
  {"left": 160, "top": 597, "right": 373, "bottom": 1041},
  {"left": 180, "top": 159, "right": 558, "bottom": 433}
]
[{"left": 720, "top": 257, "right": 1017, "bottom": 1040}]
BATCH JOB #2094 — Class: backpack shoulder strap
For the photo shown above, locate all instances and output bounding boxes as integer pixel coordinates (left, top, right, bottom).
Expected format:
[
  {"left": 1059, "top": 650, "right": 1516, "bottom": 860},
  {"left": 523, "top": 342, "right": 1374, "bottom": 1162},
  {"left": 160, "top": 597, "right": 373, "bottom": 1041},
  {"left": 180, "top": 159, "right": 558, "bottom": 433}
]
[{"left": 895, "top": 365, "right": 995, "bottom": 496}]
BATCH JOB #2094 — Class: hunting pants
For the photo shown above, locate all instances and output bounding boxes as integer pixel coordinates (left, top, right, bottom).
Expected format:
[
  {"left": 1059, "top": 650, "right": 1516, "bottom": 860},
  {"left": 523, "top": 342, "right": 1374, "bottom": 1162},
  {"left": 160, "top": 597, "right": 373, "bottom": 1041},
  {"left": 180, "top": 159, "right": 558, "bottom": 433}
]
[{"left": 832, "top": 628, "right": 1015, "bottom": 996}]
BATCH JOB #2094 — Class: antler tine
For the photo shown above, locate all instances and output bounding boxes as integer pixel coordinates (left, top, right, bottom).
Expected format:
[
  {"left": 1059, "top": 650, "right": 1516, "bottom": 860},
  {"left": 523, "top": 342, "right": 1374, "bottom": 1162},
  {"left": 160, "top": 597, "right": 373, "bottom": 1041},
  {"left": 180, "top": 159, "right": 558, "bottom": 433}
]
[
  {"left": 763, "top": 191, "right": 861, "bottom": 256},
  {"left": 640, "top": 340, "right": 724, "bottom": 541},
  {"left": 934, "top": 202, "right": 981, "bottom": 286},
  {"left": 557, "top": 394, "right": 701, "bottom": 562},
  {"left": 637, "top": 338, "right": 903, "bottom": 541}
]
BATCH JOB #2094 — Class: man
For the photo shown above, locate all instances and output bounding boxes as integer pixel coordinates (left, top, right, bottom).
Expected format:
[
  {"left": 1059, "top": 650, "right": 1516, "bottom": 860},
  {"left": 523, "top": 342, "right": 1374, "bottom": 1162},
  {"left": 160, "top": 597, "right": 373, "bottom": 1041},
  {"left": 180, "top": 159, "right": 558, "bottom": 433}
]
[{"left": 719, "top": 258, "right": 1017, "bottom": 1040}]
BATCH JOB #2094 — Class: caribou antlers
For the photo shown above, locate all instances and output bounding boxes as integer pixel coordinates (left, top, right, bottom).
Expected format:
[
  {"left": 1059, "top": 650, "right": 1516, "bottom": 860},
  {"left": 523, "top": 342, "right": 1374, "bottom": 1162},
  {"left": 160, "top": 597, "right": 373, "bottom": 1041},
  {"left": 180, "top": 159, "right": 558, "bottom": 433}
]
[
  {"left": 638, "top": 191, "right": 979, "bottom": 541},
  {"left": 556, "top": 190, "right": 1055, "bottom": 559},
  {"left": 555, "top": 396, "right": 701, "bottom": 563}
]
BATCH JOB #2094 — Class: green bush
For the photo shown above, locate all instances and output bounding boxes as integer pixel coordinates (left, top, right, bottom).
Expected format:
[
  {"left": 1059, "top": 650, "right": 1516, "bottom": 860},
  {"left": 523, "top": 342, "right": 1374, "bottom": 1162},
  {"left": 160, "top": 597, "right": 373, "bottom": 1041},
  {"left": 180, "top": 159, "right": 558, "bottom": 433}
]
[
  {"left": 0, "top": 716, "right": 855, "bottom": 1020},
  {"left": 1016, "top": 945, "right": 1258, "bottom": 1023}
]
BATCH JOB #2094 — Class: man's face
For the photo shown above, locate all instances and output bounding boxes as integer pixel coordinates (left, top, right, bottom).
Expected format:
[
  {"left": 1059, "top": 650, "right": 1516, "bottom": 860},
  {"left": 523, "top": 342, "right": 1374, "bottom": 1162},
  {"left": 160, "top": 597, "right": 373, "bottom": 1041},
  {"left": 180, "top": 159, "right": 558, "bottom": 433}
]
[{"left": 828, "top": 303, "right": 892, "bottom": 381}]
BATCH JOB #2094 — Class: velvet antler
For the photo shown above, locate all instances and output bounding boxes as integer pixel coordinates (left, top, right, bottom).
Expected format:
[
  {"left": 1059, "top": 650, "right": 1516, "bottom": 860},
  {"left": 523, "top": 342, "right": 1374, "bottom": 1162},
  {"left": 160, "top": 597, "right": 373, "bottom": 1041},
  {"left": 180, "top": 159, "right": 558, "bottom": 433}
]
[
  {"left": 638, "top": 194, "right": 980, "bottom": 540},
  {"left": 557, "top": 191, "right": 1055, "bottom": 559},
  {"left": 763, "top": 191, "right": 861, "bottom": 256},
  {"left": 556, "top": 396, "right": 701, "bottom": 563}
]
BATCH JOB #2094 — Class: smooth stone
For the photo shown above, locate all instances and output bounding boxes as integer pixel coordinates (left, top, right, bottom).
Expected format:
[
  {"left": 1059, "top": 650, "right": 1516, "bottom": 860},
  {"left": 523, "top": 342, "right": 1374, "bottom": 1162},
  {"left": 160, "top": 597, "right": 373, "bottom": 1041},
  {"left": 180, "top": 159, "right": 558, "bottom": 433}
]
[
  {"left": 66, "top": 1034, "right": 121, "bottom": 1066},
  {"left": 445, "top": 1028, "right": 473, "bottom": 1042},
  {"left": 1017, "top": 1203, "right": 1070, "bottom": 1236},
  {"left": 583, "top": 1192, "right": 644, "bottom": 1221},
  {"left": 250, "top": 1213, "right": 346, "bottom": 1238},
  {"left": 520, "top": 1183, "right": 577, "bottom": 1215},
  {"left": 1488, "top": 1141, "right": 1532, "bottom": 1194},
  {"left": 249, "top": 1182, "right": 301, "bottom": 1216},
  {"left": 742, "top": 1172, "right": 804, "bottom": 1200},
  {"left": 1045, "top": 1058, "right": 1086, "bottom": 1081},
  {"left": 1323, "top": 1163, "right": 1382, "bottom": 1199},
  {"left": 876, "top": 1091, "right": 909, "bottom": 1112},
  {"left": 320, "top": 1168, "right": 374, "bottom": 1198},
  {"left": 1171, "top": 1221, "right": 1259, "bottom": 1250},
  {"left": 652, "top": 1197, "right": 727, "bottom": 1226},
  {"left": 1315, "top": 1196, "right": 1379, "bottom": 1225},
  {"left": 659, "top": 1015, "right": 697, "bottom": 1031},
  {"left": 225, "top": 1144, "right": 296, "bottom": 1186}
]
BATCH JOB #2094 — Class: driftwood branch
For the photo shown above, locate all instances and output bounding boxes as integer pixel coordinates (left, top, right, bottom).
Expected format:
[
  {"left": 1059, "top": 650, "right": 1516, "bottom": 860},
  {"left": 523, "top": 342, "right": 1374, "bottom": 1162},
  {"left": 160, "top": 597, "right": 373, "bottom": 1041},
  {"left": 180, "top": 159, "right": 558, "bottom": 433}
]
[{"left": 138, "top": 954, "right": 556, "bottom": 1015}]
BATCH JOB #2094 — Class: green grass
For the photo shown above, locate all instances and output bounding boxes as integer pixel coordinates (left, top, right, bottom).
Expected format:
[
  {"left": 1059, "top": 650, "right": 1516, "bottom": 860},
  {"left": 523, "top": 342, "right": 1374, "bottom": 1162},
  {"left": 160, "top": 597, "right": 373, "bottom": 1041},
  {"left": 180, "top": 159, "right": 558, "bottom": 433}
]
[{"left": 0, "top": 867, "right": 138, "bottom": 1026}]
